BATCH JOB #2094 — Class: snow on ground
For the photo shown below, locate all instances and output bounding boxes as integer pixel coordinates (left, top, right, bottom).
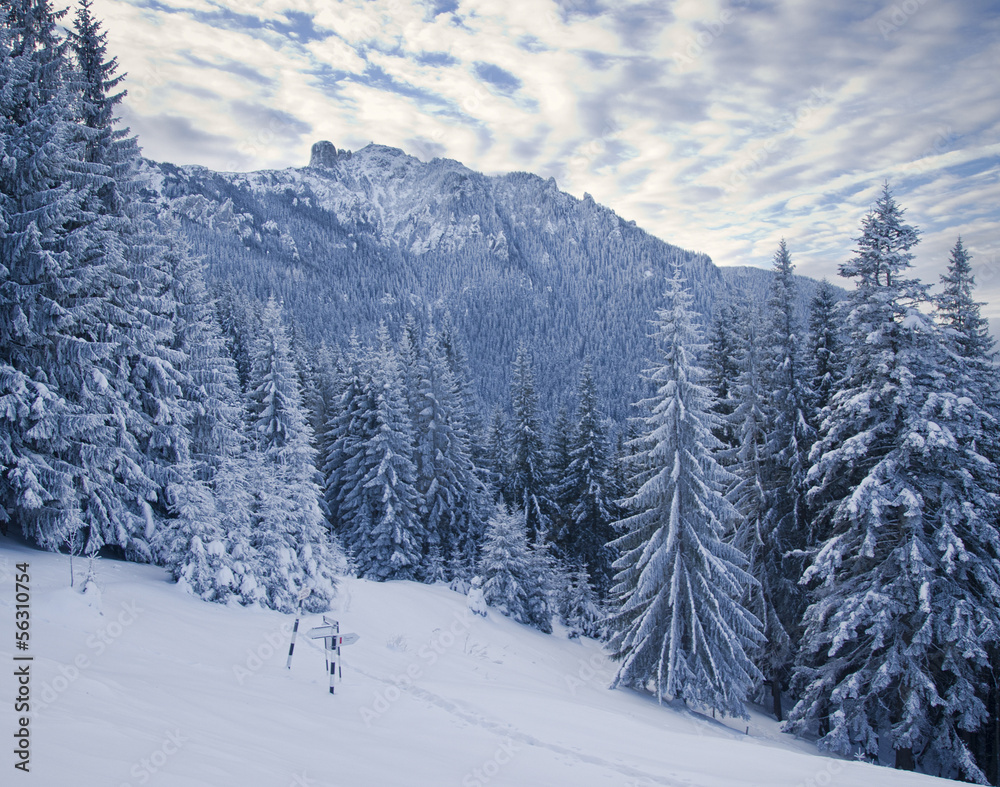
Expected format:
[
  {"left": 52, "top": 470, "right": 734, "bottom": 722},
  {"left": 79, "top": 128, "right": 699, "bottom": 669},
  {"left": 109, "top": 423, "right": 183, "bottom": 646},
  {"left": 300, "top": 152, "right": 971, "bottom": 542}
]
[{"left": 0, "top": 534, "right": 951, "bottom": 787}]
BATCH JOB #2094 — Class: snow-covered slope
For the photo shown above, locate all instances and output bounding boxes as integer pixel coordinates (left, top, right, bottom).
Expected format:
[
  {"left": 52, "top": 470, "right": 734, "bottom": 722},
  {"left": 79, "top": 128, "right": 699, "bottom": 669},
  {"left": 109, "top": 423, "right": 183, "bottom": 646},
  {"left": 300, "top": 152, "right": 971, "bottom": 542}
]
[{"left": 0, "top": 535, "right": 946, "bottom": 786}]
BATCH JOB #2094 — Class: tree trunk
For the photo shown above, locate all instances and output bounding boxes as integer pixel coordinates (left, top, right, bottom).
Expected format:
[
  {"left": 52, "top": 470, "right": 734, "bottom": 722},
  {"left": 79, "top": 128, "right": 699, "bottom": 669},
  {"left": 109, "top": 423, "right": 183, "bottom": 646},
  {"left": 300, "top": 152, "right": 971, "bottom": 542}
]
[
  {"left": 771, "top": 678, "right": 783, "bottom": 722},
  {"left": 895, "top": 747, "right": 915, "bottom": 771}
]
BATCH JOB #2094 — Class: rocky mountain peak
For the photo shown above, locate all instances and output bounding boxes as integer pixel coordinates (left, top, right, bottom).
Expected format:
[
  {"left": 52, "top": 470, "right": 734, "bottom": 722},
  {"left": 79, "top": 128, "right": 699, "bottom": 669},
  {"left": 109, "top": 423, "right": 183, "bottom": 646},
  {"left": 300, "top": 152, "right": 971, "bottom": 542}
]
[{"left": 309, "top": 140, "right": 339, "bottom": 169}]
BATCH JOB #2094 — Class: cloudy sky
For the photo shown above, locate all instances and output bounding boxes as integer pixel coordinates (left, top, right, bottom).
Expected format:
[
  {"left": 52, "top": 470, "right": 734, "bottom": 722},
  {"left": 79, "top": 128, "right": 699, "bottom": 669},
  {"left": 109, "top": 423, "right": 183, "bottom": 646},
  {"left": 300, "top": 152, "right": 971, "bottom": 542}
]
[{"left": 92, "top": 0, "right": 1000, "bottom": 318}]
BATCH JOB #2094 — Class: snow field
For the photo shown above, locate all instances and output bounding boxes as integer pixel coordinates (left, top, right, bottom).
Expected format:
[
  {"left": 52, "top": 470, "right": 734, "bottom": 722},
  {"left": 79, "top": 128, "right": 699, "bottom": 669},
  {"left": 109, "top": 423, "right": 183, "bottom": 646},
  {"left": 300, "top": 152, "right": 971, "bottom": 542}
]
[{"left": 0, "top": 536, "right": 950, "bottom": 786}]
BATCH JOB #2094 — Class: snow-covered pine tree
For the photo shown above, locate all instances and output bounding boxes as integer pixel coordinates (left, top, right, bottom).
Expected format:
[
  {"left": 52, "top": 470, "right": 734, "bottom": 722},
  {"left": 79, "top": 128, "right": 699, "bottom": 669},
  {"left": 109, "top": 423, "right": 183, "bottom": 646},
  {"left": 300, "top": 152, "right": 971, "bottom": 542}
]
[
  {"left": 704, "top": 298, "right": 741, "bottom": 458},
  {"left": 760, "top": 240, "right": 815, "bottom": 718},
  {"left": 0, "top": 2, "right": 157, "bottom": 556},
  {"left": 305, "top": 343, "right": 340, "bottom": 464},
  {"left": 154, "top": 226, "right": 253, "bottom": 601},
  {"left": 935, "top": 237, "right": 1000, "bottom": 782},
  {"left": 764, "top": 240, "right": 815, "bottom": 550},
  {"left": 478, "top": 504, "right": 549, "bottom": 631},
  {"left": 485, "top": 408, "right": 512, "bottom": 504},
  {"left": 412, "top": 324, "right": 486, "bottom": 582},
  {"left": 547, "top": 405, "right": 574, "bottom": 556},
  {"left": 558, "top": 363, "right": 616, "bottom": 594},
  {"left": 342, "top": 324, "right": 423, "bottom": 581},
  {"left": 438, "top": 312, "right": 488, "bottom": 475},
  {"left": 936, "top": 237, "right": 996, "bottom": 401},
  {"left": 789, "top": 185, "right": 1000, "bottom": 781},
  {"left": 0, "top": 4, "right": 75, "bottom": 542},
  {"left": 607, "top": 267, "right": 764, "bottom": 718},
  {"left": 71, "top": 0, "right": 197, "bottom": 562},
  {"left": 729, "top": 303, "right": 791, "bottom": 720},
  {"left": 213, "top": 282, "right": 260, "bottom": 392},
  {"left": 411, "top": 325, "right": 456, "bottom": 580},
  {"left": 508, "top": 343, "right": 553, "bottom": 543},
  {"left": 807, "top": 280, "right": 844, "bottom": 417},
  {"left": 246, "top": 297, "right": 339, "bottom": 612},
  {"left": 322, "top": 330, "right": 370, "bottom": 540},
  {"left": 559, "top": 561, "right": 604, "bottom": 640}
]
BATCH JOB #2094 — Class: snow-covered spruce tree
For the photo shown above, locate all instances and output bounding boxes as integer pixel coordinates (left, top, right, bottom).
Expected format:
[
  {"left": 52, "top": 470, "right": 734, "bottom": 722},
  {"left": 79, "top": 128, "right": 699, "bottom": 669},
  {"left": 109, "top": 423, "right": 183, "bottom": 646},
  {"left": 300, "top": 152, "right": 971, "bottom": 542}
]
[
  {"left": 704, "top": 298, "right": 741, "bottom": 458},
  {"left": 438, "top": 312, "right": 488, "bottom": 477},
  {"left": 322, "top": 330, "right": 370, "bottom": 540},
  {"left": 71, "top": 0, "right": 200, "bottom": 562},
  {"left": 0, "top": 4, "right": 75, "bottom": 543},
  {"left": 246, "top": 297, "right": 339, "bottom": 612},
  {"left": 788, "top": 185, "right": 1000, "bottom": 781},
  {"left": 935, "top": 237, "right": 1000, "bottom": 781},
  {"left": 478, "top": 505, "right": 550, "bottom": 631},
  {"left": 0, "top": 2, "right": 158, "bottom": 555},
  {"left": 411, "top": 324, "right": 487, "bottom": 582},
  {"left": 807, "top": 279, "right": 844, "bottom": 417},
  {"left": 508, "top": 343, "right": 553, "bottom": 542},
  {"left": 213, "top": 282, "right": 261, "bottom": 393},
  {"left": 729, "top": 304, "right": 791, "bottom": 720},
  {"left": 764, "top": 240, "right": 815, "bottom": 555},
  {"left": 607, "top": 267, "right": 764, "bottom": 718},
  {"left": 558, "top": 562, "right": 604, "bottom": 640},
  {"left": 936, "top": 237, "right": 997, "bottom": 402},
  {"left": 547, "top": 405, "right": 574, "bottom": 555},
  {"left": 485, "top": 408, "right": 512, "bottom": 504},
  {"left": 154, "top": 227, "right": 253, "bottom": 601},
  {"left": 760, "top": 240, "right": 816, "bottom": 718},
  {"left": 341, "top": 324, "right": 423, "bottom": 581},
  {"left": 557, "top": 363, "right": 616, "bottom": 595}
]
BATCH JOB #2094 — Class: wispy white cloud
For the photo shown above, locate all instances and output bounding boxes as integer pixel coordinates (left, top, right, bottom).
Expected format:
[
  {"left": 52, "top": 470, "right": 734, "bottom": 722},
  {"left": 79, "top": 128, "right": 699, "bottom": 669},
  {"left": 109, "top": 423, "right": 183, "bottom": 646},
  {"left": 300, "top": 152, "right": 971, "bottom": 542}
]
[{"left": 93, "top": 0, "right": 1000, "bottom": 316}]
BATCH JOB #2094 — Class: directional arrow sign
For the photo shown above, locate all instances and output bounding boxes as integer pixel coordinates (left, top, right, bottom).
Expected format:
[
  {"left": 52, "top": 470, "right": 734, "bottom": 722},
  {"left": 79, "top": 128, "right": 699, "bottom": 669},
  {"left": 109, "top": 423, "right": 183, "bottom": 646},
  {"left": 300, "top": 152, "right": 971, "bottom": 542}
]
[
  {"left": 322, "top": 615, "right": 338, "bottom": 627},
  {"left": 337, "top": 633, "right": 360, "bottom": 647},
  {"left": 308, "top": 626, "right": 336, "bottom": 639},
  {"left": 297, "top": 588, "right": 312, "bottom": 602}
]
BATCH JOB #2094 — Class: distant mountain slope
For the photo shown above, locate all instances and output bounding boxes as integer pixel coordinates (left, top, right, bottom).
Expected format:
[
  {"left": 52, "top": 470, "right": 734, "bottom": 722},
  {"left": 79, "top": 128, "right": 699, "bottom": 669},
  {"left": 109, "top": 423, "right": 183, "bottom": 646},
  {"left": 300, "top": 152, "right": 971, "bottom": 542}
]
[{"left": 141, "top": 141, "right": 834, "bottom": 418}]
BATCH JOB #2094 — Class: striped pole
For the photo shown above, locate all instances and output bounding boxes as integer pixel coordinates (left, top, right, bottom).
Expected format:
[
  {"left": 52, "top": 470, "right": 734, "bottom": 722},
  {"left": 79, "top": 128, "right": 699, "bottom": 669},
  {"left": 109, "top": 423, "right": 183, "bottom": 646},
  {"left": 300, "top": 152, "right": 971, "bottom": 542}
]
[
  {"left": 336, "top": 620, "right": 342, "bottom": 680},
  {"left": 286, "top": 614, "right": 300, "bottom": 669},
  {"left": 286, "top": 589, "right": 311, "bottom": 669},
  {"left": 334, "top": 637, "right": 340, "bottom": 694}
]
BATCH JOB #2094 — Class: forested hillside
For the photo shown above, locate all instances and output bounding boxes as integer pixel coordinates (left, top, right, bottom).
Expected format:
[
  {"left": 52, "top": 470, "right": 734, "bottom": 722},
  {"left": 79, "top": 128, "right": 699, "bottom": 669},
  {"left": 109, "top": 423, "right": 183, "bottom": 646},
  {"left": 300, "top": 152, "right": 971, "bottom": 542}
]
[{"left": 141, "top": 142, "right": 824, "bottom": 417}]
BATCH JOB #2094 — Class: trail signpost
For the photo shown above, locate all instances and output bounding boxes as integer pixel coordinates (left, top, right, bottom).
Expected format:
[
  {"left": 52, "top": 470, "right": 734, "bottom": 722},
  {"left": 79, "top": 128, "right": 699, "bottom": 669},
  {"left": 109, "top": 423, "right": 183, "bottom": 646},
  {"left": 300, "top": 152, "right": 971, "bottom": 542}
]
[{"left": 308, "top": 616, "right": 359, "bottom": 694}]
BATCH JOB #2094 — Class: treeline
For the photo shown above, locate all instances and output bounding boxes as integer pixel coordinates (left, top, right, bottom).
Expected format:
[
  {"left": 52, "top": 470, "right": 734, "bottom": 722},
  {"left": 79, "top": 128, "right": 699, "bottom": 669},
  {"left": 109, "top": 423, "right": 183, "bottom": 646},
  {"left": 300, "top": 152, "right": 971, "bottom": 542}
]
[{"left": 211, "top": 284, "right": 618, "bottom": 635}]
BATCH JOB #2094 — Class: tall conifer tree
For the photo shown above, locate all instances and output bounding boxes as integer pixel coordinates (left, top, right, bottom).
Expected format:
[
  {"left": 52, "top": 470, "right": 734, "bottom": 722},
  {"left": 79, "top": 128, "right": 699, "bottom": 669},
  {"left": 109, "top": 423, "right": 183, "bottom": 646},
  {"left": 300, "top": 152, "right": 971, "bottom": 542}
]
[{"left": 608, "top": 268, "right": 763, "bottom": 718}]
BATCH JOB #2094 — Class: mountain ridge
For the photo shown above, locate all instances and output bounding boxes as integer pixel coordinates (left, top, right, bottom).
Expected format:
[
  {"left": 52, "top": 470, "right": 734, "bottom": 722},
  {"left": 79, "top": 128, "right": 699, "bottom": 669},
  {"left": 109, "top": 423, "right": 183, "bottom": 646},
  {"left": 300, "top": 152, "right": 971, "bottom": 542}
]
[{"left": 140, "top": 140, "right": 833, "bottom": 418}]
